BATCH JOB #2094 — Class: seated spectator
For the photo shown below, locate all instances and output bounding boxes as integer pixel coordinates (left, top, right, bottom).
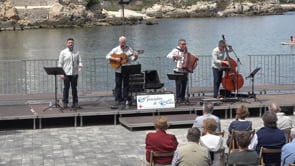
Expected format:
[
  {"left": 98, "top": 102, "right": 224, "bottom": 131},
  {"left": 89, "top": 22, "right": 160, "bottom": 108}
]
[
  {"left": 192, "top": 102, "right": 221, "bottom": 132},
  {"left": 171, "top": 127, "right": 210, "bottom": 166},
  {"left": 145, "top": 116, "right": 178, "bottom": 165},
  {"left": 227, "top": 131, "right": 259, "bottom": 166},
  {"left": 200, "top": 118, "right": 223, "bottom": 161},
  {"left": 269, "top": 102, "right": 292, "bottom": 130},
  {"left": 251, "top": 111, "right": 285, "bottom": 166},
  {"left": 281, "top": 128, "right": 295, "bottom": 166},
  {"left": 227, "top": 105, "right": 252, "bottom": 147}
]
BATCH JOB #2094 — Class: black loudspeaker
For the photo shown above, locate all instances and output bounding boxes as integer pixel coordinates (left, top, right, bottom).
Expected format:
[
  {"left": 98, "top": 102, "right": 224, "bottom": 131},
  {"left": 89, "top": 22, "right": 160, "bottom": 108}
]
[
  {"left": 144, "top": 70, "right": 164, "bottom": 89},
  {"left": 145, "top": 70, "right": 159, "bottom": 84},
  {"left": 220, "top": 89, "right": 232, "bottom": 97}
]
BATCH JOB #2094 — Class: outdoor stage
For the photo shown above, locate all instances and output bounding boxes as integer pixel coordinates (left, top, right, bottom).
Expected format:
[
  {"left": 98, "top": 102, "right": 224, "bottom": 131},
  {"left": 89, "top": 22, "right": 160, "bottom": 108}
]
[{"left": 0, "top": 92, "right": 294, "bottom": 131}]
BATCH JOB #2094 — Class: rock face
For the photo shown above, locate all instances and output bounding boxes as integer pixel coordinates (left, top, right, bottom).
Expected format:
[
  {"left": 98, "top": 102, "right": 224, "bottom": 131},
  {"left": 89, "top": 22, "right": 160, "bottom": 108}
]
[
  {"left": 0, "top": 0, "right": 293, "bottom": 30},
  {"left": 142, "top": 1, "right": 284, "bottom": 18},
  {"left": 0, "top": 1, "right": 19, "bottom": 30}
]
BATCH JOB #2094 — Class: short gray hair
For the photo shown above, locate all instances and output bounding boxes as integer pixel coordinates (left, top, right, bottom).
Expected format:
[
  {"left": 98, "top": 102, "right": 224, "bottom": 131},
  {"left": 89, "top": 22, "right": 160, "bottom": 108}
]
[
  {"left": 119, "top": 36, "right": 126, "bottom": 42},
  {"left": 262, "top": 110, "right": 277, "bottom": 128},
  {"left": 203, "top": 102, "right": 214, "bottom": 114},
  {"left": 187, "top": 128, "right": 201, "bottom": 142}
]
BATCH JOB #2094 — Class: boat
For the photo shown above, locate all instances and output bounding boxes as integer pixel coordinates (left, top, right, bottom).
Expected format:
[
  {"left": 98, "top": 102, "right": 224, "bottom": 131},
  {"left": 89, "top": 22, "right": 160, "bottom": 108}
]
[{"left": 281, "top": 41, "right": 295, "bottom": 45}]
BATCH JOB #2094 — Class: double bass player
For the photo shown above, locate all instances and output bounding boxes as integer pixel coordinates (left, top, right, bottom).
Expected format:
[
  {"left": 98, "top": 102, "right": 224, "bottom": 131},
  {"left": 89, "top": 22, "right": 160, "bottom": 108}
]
[{"left": 211, "top": 40, "right": 230, "bottom": 98}]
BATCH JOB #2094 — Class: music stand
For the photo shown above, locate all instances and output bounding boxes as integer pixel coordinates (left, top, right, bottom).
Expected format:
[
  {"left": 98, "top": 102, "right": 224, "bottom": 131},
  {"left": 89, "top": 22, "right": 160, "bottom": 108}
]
[
  {"left": 167, "top": 73, "right": 186, "bottom": 80},
  {"left": 246, "top": 67, "right": 261, "bottom": 101},
  {"left": 167, "top": 73, "right": 190, "bottom": 104},
  {"left": 121, "top": 64, "right": 141, "bottom": 107},
  {"left": 43, "top": 67, "right": 65, "bottom": 112},
  {"left": 121, "top": 64, "right": 141, "bottom": 75}
]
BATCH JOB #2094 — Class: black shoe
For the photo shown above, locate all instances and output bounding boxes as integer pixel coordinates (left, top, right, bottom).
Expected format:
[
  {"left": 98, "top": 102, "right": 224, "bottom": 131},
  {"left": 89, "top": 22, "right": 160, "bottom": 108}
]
[
  {"left": 72, "top": 103, "right": 81, "bottom": 109},
  {"left": 63, "top": 103, "right": 68, "bottom": 109},
  {"left": 111, "top": 101, "right": 121, "bottom": 109}
]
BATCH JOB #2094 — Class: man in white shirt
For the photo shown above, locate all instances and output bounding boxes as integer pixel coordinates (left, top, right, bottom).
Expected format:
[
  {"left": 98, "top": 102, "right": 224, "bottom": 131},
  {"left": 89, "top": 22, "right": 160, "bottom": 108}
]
[
  {"left": 211, "top": 40, "right": 230, "bottom": 98},
  {"left": 269, "top": 102, "right": 292, "bottom": 130},
  {"left": 166, "top": 39, "right": 189, "bottom": 103},
  {"left": 106, "top": 36, "right": 139, "bottom": 109},
  {"left": 192, "top": 102, "right": 221, "bottom": 132},
  {"left": 58, "top": 38, "right": 83, "bottom": 109}
]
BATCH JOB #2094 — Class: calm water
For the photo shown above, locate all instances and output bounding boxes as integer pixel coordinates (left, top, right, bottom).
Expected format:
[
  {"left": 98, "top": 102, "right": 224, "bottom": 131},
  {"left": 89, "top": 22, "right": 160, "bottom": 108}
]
[
  {"left": 1, "top": 13, "right": 295, "bottom": 94},
  {"left": 1, "top": 12, "right": 295, "bottom": 61}
]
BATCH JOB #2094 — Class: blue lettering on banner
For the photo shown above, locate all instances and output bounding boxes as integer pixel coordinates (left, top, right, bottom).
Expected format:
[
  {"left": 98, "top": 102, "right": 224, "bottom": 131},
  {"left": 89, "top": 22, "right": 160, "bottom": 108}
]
[
  {"left": 137, "top": 96, "right": 149, "bottom": 103},
  {"left": 137, "top": 94, "right": 175, "bottom": 109}
]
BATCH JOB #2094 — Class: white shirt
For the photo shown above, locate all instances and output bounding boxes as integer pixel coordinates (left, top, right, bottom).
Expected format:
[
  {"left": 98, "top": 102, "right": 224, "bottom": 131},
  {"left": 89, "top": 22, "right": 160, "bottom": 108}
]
[
  {"left": 167, "top": 47, "right": 188, "bottom": 73},
  {"left": 277, "top": 112, "right": 293, "bottom": 130},
  {"left": 192, "top": 114, "right": 221, "bottom": 132},
  {"left": 211, "top": 46, "right": 226, "bottom": 69},
  {"left": 200, "top": 134, "right": 223, "bottom": 152},
  {"left": 105, "top": 45, "right": 137, "bottom": 73},
  {"left": 58, "top": 48, "right": 82, "bottom": 76}
]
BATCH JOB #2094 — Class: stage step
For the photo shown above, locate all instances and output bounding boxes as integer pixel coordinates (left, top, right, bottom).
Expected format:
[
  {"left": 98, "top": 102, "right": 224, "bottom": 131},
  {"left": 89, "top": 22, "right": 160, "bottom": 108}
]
[{"left": 119, "top": 114, "right": 196, "bottom": 131}]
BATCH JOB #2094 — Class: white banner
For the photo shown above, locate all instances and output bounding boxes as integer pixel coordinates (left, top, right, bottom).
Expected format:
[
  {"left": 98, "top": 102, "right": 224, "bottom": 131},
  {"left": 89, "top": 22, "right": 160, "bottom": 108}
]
[{"left": 136, "top": 94, "right": 175, "bottom": 110}]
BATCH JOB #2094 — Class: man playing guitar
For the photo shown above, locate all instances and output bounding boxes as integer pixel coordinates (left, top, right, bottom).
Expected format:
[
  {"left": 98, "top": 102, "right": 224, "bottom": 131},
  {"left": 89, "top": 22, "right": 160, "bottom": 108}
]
[{"left": 106, "top": 36, "right": 139, "bottom": 109}]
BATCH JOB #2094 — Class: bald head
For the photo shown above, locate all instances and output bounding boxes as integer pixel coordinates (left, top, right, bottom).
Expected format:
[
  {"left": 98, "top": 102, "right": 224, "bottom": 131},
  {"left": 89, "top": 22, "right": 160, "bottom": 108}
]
[{"left": 268, "top": 103, "right": 281, "bottom": 113}]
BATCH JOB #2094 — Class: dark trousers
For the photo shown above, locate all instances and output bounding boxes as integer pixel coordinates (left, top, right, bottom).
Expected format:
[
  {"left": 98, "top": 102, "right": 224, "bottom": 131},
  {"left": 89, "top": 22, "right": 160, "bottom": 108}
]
[
  {"left": 213, "top": 68, "right": 223, "bottom": 98},
  {"left": 63, "top": 75, "right": 78, "bottom": 104},
  {"left": 115, "top": 72, "right": 129, "bottom": 102},
  {"left": 175, "top": 72, "right": 188, "bottom": 100}
]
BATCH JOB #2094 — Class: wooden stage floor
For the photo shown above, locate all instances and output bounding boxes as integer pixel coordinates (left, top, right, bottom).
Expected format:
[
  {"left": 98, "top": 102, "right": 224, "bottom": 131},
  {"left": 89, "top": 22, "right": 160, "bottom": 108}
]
[{"left": 0, "top": 92, "right": 294, "bottom": 130}]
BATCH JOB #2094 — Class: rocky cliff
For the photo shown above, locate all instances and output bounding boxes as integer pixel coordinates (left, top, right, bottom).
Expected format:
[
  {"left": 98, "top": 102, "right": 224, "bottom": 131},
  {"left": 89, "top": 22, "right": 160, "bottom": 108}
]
[{"left": 0, "top": 0, "right": 294, "bottom": 30}]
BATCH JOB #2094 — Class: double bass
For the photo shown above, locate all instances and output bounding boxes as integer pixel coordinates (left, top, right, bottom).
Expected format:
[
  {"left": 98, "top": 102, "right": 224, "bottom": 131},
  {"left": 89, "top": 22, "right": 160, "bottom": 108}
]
[{"left": 221, "top": 35, "right": 244, "bottom": 91}]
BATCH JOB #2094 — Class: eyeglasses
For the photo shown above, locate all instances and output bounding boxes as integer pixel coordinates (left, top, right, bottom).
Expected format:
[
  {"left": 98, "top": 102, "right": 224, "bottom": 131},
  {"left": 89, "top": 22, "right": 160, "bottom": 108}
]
[{"left": 181, "top": 43, "right": 186, "bottom": 45}]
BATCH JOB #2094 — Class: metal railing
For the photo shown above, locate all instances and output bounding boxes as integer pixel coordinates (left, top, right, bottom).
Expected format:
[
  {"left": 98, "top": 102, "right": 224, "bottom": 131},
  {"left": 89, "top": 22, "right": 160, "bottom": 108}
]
[{"left": 0, "top": 54, "right": 294, "bottom": 95}]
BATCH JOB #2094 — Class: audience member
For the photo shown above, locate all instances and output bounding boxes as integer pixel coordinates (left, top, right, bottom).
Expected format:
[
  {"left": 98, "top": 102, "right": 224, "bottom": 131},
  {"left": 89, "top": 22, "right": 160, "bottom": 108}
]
[
  {"left": 192, "top": 102, "right": 221, "bottom": 132},
  {"left": 269, "top": 103, "right": 292, "bottom": 130},
  {"left": 145, "top": 116, "right": 178, "bottom": 165},
  {"left": 200, "top": 118, "right": 223, "bottom": 161},
  {"left": 171, "top": 128, "right": 210, "bottom": 166},
  {"left": 227, "top": 131, "right": 259, "bottom": 166},
  {"left": 227, "top": 105, "right": 252, "bottom": 147},
  {"left": 251, "top": 111, "right": 285, "bottom": 166},
  {"left": 281, "top": 128, "right": 295, "bottom": 166}
]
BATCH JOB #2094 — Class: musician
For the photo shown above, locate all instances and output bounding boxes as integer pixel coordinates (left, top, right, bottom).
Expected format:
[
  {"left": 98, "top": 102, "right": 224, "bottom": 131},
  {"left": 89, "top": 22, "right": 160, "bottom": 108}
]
[
  {"left": 106, "top": 36, "right": 139, "bottom": 109},
  {"left": 167, "top": 39, "right": 189, "bottom": 103},
  {"left": 58, "top": 38, "right": 83, "bottom": 109},
  {"left": 211, "top": 40, "right": 230, "bottom": 98}
]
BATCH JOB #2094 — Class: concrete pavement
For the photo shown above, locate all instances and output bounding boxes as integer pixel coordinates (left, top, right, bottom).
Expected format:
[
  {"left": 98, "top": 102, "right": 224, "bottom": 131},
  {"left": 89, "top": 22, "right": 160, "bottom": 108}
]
[{"left": 0, "top": 116, "right": 294, "bottom": 166}]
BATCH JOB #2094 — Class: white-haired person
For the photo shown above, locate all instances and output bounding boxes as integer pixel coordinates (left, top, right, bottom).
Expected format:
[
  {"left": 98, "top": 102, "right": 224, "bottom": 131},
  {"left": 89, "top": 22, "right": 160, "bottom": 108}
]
[
  {"left": 192, "top": 102, "right": 221, "bottom": 132},
  {"left": 269, "top": 102, "right": 292, "bottom": 130},
  {"left": 106, "top": 36, "right": 139, "bottom": 109}
]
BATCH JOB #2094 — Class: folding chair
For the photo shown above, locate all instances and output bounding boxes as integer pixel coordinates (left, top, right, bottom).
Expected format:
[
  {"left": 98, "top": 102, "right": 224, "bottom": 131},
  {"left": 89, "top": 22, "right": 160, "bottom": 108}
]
[
  {"left": 259, "top": 147, "right": 281, "bottom": 165},
  {"left": 149, "top": 151, "right": 174, "bottom": 166}
]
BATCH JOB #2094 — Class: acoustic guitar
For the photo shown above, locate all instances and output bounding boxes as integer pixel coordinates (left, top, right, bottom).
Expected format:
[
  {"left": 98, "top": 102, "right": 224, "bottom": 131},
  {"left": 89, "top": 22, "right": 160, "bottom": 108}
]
[{"left": 109, "top": 50, "right": 144, "bottom": 69}]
